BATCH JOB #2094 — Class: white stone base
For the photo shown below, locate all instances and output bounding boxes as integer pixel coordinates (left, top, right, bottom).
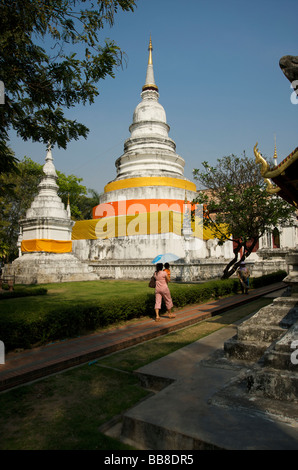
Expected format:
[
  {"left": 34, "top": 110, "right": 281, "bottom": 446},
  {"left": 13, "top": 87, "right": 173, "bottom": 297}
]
[
  {"left": 87, "top": 259, "right": 238, "bottom": 282},
  {"left": 4, "top": 246, "right": 290, "bottom": 285},
  {"left": 72, "top": 234, "right": 233, "bottom": 262},
  {"left": 5, "top": 252, "right": 100, "bottom": 284}
]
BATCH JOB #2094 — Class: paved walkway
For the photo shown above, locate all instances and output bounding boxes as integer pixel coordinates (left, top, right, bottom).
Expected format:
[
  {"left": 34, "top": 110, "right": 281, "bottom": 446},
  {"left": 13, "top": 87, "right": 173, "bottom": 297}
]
[
  {"left": 0, "top": 282, "right": 285, "bottom": 393},
  {"left": 119, "top": 321, "right": 298, "bottom": 450}
]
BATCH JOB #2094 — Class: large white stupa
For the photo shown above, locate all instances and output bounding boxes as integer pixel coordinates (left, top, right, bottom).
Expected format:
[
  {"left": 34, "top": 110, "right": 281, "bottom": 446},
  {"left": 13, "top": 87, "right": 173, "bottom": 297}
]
[
  {"left": 5, "top": 39, "right": 295, "bottom": 284},
  {"left": 71, "top": 38, "right": 231, "bottom": 265},
  {"left": 102, "top": 36, "right": 194, "bottom": 194}
]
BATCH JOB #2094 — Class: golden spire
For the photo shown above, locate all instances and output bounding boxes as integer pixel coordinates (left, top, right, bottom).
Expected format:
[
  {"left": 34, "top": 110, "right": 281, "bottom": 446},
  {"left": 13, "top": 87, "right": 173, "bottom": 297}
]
[
  {"left": 148, "top": 35, "right": 153, "bottom": 65},
  {"left": 273, "top": 134, "right": 278, "bottom": 166},
  {"left": 142, "top": 36, "right": 159, "bottom": 92}
]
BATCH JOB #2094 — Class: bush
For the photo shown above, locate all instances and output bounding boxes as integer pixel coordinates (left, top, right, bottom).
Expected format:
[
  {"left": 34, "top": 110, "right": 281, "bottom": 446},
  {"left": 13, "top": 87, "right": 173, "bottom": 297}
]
[
  {"left": 0, "top": 271, "right": 286, "bottom": 351},
  {"left": 250, "top": 270, "right": 287, "bottom": 288},
  {"left": 0, "top": 285, "right": 47, "bottom": 300}
]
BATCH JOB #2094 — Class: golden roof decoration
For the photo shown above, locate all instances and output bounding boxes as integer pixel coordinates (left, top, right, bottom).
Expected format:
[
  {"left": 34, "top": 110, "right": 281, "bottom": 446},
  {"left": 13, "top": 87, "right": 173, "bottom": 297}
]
[{"left": 254, "top": 142, "right": 298, "bottom": 207}]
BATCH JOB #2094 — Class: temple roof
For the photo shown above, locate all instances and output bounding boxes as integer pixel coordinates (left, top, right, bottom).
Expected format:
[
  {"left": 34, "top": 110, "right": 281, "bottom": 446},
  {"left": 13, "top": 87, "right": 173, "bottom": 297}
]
[
  {"left": 254, "top": 143, "right": 298, "bottom": 207},
  {"left": 269, "top": 148, "right": 298, "bottom": 207}
]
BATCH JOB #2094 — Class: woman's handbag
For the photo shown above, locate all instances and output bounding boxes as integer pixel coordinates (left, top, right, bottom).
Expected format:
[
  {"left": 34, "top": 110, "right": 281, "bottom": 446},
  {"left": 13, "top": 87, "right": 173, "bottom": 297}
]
[{"left": 148, "top": 275, "right": 156, "bottom": 288}]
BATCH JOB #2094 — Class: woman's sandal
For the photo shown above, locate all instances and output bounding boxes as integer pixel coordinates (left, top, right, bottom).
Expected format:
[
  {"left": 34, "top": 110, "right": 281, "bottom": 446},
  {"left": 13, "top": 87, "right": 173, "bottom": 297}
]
[
  {"left": 155, "top": 317, "right": 161, "bottom": 322},
  {"left": 168, "top": 314, "right": 176, "bottom": 318}
]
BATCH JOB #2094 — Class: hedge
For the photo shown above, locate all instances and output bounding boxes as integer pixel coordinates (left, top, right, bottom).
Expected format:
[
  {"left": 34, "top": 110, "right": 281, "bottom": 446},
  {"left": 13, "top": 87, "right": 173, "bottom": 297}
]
[
  {"left": 249, "top": 270, "right": 287, "bottom": 288},
  {"left": 0, "top": 285, "right": 47, "bottom": 300},
  {"left": 0, "top": 270, "right": 287, "bottom": 351}
]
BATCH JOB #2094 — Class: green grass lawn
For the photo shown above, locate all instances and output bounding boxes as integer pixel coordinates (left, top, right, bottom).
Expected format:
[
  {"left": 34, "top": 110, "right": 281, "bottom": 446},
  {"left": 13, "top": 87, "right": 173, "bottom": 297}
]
[
  {"left": 0, "top": 297, "right": 272, "bottom": 450},
  {"left": 2, "top": 278, "right": 245, "bottom": 352},
  {"left": 0, "top": 280, "right": 150, "bottom": 317}
]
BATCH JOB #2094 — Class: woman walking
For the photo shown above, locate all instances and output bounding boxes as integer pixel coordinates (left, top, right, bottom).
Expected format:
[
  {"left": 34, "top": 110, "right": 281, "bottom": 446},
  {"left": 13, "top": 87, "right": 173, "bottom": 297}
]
[
  {"left": 236, "top": 261, "right": 250, "bottom": 294},
  {"left": 154, "top": 263, "right": 174, "bottom": 322}
]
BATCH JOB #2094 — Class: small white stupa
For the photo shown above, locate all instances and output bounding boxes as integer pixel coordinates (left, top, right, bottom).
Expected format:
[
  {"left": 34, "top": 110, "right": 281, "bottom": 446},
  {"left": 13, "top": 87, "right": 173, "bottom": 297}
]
[
  {"left": 20, "top": 142, "right": 73, "bottom": 248},
  {"left": 9, "top": 144, "right": 99, "bottom": 284}
]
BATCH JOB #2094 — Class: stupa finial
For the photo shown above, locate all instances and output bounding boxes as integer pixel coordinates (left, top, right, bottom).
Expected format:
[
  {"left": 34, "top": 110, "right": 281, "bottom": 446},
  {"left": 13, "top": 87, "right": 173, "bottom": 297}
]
[
  {"left": 142, "top": 36, "right": 158, "bottom": 92},
  {"left": 42, "top": 141, "right": 57, "bottom": 181},
  {"left": 273, "top": 134, "right": 278, "bottom": 166},
  {"left": 148, "top": 35, "right": 153, "bottom": 65}
]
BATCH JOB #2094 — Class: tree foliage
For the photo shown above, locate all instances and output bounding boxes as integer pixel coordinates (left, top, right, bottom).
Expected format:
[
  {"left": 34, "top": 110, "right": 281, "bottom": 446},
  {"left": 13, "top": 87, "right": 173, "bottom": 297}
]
[
  {"left": 0, "top": 0, "right": 136, "bottom": 171},
  {"left": 193, "top": 153, "right": 296, "bottom": 279}
]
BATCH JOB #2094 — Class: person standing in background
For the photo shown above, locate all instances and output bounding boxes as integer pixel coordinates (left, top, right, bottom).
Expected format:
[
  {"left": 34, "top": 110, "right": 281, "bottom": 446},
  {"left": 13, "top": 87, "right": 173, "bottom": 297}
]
[
  {"left": 236, "top": 261, "right": 250, "bottom": 294},
  {"left": 164, "top": 262, "right": 171, "bottom": 280}
]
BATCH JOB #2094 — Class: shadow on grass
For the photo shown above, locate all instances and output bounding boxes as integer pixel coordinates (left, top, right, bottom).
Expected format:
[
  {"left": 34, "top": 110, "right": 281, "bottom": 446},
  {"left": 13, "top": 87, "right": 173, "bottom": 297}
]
[{"left": 0, "top": 296, "right": 273, "bottom": 450}]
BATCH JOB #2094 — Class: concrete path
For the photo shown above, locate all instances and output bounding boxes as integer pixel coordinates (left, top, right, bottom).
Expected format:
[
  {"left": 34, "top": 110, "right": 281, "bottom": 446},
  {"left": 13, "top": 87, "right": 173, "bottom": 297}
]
[{"left": 118, "top": 325, "right": 298, "bottom": 450}]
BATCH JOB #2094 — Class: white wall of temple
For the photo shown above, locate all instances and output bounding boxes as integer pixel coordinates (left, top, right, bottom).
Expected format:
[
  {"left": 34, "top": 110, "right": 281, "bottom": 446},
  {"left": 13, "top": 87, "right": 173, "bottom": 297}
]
[
  {"left": 129, "top": 121, "right": 170, "bottom": 140},
  {"left": 98, "top": 185, "right": 198, "bottom": 206},
  {"left": 114, "top": 150, "right": 186, "bottom": 179},
  {"left": 131, "top": 92, "right": 168, "bottom": 133},
  {"left": 72, "top": 234, "right": 233, "bottom": 262},
  {"left": 84, "top": 261, "right": 235, "bottom": 281},
  {"left": 26, "top": 197, "right": 69, "bottom": 219},
  {"left": 20, "top": 219, "right": 73, "bottom": 241},
  {"left": 258, "top": 224, "right": 298, "bottom": 250}
]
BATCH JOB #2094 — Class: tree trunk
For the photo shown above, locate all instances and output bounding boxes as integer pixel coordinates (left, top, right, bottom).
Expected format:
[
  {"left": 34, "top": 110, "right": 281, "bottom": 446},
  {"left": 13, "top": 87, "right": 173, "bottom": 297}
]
[
  {"left": 221, "top": 242, "right": 242, "bottom": 279},
  {"left": 221, "top": 237, "right": 259, "bottom": 280}
]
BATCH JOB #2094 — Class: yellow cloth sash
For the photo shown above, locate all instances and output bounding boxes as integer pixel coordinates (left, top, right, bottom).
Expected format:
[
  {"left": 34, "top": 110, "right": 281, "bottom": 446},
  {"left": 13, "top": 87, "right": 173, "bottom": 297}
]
[
  {"left": 21, "top": 239, "right": 72, "bottom": 253},
  {"left": 72, "top": 212, "right": 229, "bottom": 240},
  {"left": 104, "top": 176, "right": 197, "bottom": 193}
]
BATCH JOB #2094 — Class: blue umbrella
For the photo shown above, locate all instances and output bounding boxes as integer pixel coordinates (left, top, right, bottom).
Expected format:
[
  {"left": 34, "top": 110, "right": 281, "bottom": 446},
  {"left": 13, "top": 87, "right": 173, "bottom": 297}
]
[{"left": 151, "top": 253, "right": 180, "bottom": 264}]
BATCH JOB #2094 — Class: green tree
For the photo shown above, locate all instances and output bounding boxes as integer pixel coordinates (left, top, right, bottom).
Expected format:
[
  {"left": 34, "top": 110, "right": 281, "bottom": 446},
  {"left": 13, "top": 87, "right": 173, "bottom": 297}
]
[
  {"left": 56, "top": 173, "right": 100, "bottom": 220},
  {"left": 193, "top": 153, "right": 295, "bottom": 279},
  {"left": 77, "top": 188, "right": 101, "bottom": 219},
  {"left": 57, "top": 171, "right": 87, "bottom": 219},
  {"left": 0, "top": 0, "right": 136, "bottom": 171},
  {"left": 0, "top": 142, "right": 19, "bottom": 197}
]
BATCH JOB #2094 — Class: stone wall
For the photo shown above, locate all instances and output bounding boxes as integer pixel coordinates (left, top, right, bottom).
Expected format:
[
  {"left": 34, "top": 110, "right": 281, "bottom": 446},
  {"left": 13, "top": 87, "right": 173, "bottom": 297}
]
[
  {"left": 86, "top": 258, "right": 286, "bottom": 282},
  {"left": 71, "top": 235, "right": 233, "bottom": 263},
  {"left": 252, "top": 248, "right": 289, "bottom": 277},
  {"left": 3, "top": 248, "right": 289, "bottom": 285},
  {"left": 87, "top": 259, "right": 228, "bottom": 281}
]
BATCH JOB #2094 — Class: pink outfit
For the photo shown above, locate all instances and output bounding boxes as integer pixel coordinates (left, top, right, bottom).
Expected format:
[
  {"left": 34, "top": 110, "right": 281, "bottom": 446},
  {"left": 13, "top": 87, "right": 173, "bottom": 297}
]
[{"left": 154, "top": 271, "right": 173, "bottom": 310}]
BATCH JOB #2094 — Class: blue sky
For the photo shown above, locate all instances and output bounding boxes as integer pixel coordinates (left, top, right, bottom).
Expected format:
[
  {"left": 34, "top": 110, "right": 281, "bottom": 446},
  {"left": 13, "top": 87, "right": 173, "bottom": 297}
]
[{"left": 8, "top": 0, "right": 298, "bottom": 195}]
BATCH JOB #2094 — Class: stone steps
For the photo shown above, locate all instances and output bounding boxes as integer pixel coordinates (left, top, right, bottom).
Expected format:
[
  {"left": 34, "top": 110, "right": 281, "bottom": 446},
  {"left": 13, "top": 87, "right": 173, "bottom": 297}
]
[
  {"left": 225, "top": 294, "right": 298, "bottom": 402},
  {"left": 262, "top": 322, "right": 298, "bottom": 371},
  {"left": 224, "top": 337, "right": 271, "bottom": 362},
  {"left": 224, "top": 296, "right": 298, "bottom": 362},
  {"left": 247, "top": 367, "right": 298, "bottom": 401}
]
